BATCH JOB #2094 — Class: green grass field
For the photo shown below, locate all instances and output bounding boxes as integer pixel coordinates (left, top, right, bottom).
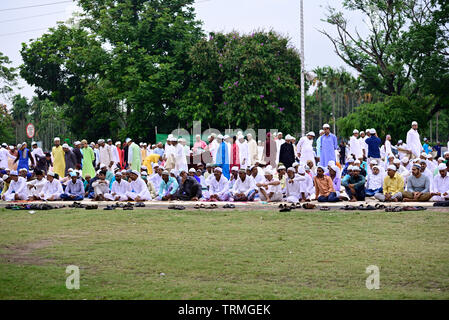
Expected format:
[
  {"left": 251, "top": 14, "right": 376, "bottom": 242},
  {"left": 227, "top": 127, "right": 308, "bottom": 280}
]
[{"left": 0, "top": 207, "right": 448, "bottom": 299}]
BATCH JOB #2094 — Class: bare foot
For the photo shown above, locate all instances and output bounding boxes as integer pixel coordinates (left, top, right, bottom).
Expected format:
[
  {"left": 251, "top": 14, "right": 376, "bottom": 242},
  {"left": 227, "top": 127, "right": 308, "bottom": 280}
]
[{"left": 349, "top": 198, "right": 357, "bottom": 202}]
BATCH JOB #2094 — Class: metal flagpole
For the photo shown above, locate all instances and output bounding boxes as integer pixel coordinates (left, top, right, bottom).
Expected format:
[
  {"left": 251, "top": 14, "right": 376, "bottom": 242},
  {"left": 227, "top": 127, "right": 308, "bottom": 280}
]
[{"left": 300, "top": 0, "right": 305, "bottom": 137}]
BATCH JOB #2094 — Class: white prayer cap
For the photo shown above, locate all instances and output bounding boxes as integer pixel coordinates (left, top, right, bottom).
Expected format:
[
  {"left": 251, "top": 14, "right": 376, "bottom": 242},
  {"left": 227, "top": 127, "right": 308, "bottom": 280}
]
[
  {"left": 237, "top": 134, "right": 244, "bottom": 140},
  {"left": 285, "top": 134, "right": 293, "bottom": 140},
  {"left": 426, "top": 154, "right": 433, "bottom": 159},
  {"left": 1, "top": 143, "right": 7, "bottom": 147},
  {"left": 246, "top": 133, "right": 253, "bottom": 137},
  {"left": 10, "top": 170, "right": 18, "bottom": 175},
  {"left": 141, "top": 171, "right": 148, "bottom": 176},
  {"left": 168, "top": 134, "right": 174, "bottom": 138},
  {"left": 319, "top": 130, "right": 324, "bottom": 134},
  {"left": 412, "top": 121, "right": 418, "bottom": 126},
  {"left": 401, "top": 157, "right": 409, "bottom": 163},
  {"left": 369, "top": 128, "right": 376, "bottom": 134},
  {"left": 231, "top": 166, "right": 239, "bottom": 172},
  {"left": 387, "top": 164, "right": 397, "bottom": 171},
  {"left": 307, "top": 131, "right": 315, "bottom": 137},
  {"left": 354, "top": 160, "right": 361, "bottom": 164},
  {"left": 393, "top": 159, "right": 401, "bottom": 164},
  {"left": 62, "top": 143, "right": 69, "bottom": 148},
  {"left": 125, "top": 138, "right": 132, "bottom": 143},
  {"left": 420, "top": 152, "right": 427, "bottom": 157},
  {"left": 9, "top": 145, "right": 14, "bottom": 150},
  {"left": 68, "top": 168, "right": 74, "bottom": 172},
  {"left": 298, "top": 166, "right": 306, "bottom": 174},
  {"left": 31, "top": 141, "right": 37, "bottom": 145},
  {"left": 292, "top": 162, "right": 299, "bottom": 167},
  {"left": 353, "top": 129, "right": 359, "bottom": 134},
  {"left": 330, "top": 165, "right": 339, "bottom": 172},
  {"left": 223, "top": 135, "right": 230, "bottom": 140},
  {"left": 139, "top": 142, "right": 143, "bottom": 146},
  {"left": 347, "top": 158, "right": 354, "bottom": 163},
  {"left": 388, "top": 153, "right": 395, "bottom": 158},
  {"left": 152, "top": 163, "right": 159, "bottom": 168},
  {"left": 370, "top": 160, "right": 378, "bottom": 165},
  {"left": 115, "top": 141, "right": 121, "bottom": 145},
  {"left": 19, "top": 168, "right": 28, "bottom": 172},
  {"left": 217, "top": 134, "right": 224, "bottom": 140},
  {"left": 143, "top": 142, "right": 147, "bottom": 146},
  {"left": 372, "top": 165, "right": 380, "bottom": 170},
  {"left": 323, "top": 124, "right": 330, "bottom": 129},
  {"left": 413, "top": 163, "right": 421, "bottom": 169},
  {"left": 141, "top": 166, "right": 147, "bottom": 170},
  {"left": 206, "top": 163, "right": 212, "bottom": 168},
  {"left": 2, "top": 174, "right": 8, "bottom": 180},
  {"left": 398, "top": 140, "right": 403, "bottom": 144},
  {"left": 17, "top": 143, "right": 22, "bottom": 149},
  {"left": 278, "top": 165, "right": 286, "bottom": 170},
  {"left": 195, "top": 134, "right": 201, "bottom": 138},
  {"left": 424, "top": 137, "right": 428, "bottom": 141},
  {"left": 214, "top": 167, "right": 223, "bottom": 173},
  {"left": 438, "top": 157, "right": 444, "bottom": 161},
  {"left": 360, "top": 130, "right": 365, "bottom": 133},
  {"left": 162, "top": 170, "right": 169, "bottom": 175},
  {"left": 420, "top": 159, "right": 427, "bottom": 164},
  {"left": 328, "top": 160, "right": 336, "bottom": 167},
  {"left": 74, "top": 141, "right": 81, "bottom": 145},
  {"left": 287, "top": 167, "right": 295, "bottom": 172},
  {"left": 121, "top": 170, "right": 127, "bottom": 174},
  {"left": 277, "top": 132, "right": 283, "bottom": 136},
  {"left": 264, "top": 169, "right": 274, "bottom": 175},
  {"left": 115, "top": 171, "right": 122, "bottom": 176},
  {"left": 317, "top": 165, "right": 326, "bottom": 171},
  {"left": 266, "top": 165, "right": 273, "bottom": 171},
  {"left": 132, "top": 170, "right": 140, "bottom": 176},
  {"left": 352, "top": 166, "right": 361, "bottom": 172},
  {"left": 54, "top": 137, "right": 60, "bottom": 141},
  {"left": 98, "top": 139, "right": 105, "bottom": 144},
  {"left": 445, "top": 151, "right": 449, "bottom": 156},
  {"left": 100, "top": 163, "right": 107, "bottom": 168},
  {"left": 211, "top": 133, "right": 217, "bottom": 137},
  {"left": 47, "top": 171, "right": 55, "bottom": 177},
  {"left": 438, "top": 163, "right": 447, "bottom": 170},
  {"left": 189, "top": 168, "right": 196, "bottom": 173},
  {"left": 177, "top": 138, "right": 183, "bottom": 142}
]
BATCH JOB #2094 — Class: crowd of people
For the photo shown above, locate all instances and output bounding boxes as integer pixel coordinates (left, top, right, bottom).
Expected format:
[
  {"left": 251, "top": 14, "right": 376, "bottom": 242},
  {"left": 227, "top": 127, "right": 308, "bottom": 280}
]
[{"left": 1, "top": 121, "right": 449, "bottom": 205}]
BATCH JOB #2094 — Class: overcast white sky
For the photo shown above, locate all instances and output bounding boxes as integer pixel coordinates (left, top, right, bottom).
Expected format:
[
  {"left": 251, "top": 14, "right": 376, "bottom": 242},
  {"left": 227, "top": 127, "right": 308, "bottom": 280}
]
[{"left": 0, "top": 0, "right": 366, "bottom": 105}]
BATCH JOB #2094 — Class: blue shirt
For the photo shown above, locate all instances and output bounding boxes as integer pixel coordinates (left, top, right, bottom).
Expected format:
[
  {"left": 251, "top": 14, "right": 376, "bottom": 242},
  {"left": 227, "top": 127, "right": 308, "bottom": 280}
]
[
  {"left": 365, "top": 136, "right": 381, "bottom": 158},
  {"left": 158, "top": 176, "right": 179, "bottom": 198},
  {"left": 423, "top": 143, "right": 430, "bottom": 154}
]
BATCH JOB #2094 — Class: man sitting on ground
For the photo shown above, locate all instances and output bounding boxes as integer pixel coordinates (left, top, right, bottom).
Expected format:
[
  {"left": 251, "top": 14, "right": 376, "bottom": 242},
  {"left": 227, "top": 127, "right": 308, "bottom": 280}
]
[
  {"left": 374, "top": 165, "right": 404, "bottom": 202},
  {"left": 230, "top": 168, "right": 257, "bottom": 201},
  {"left": 105, "top": 171, "right": 131, "bottom": 201},
  {"left": 341, "top": 166, "right": 366, "bottom": 202},
  {"left": 126, "top": 170, "right": 153, "bottom": 201},
  {"left": 39, "top": 171, "right": 63, "bottom": 201},
  {"left": 314, "top": 166, "right": 338, "bottom": 202},
  {"left": 176, "top": 169, "right": 202, "bottom": 201},
  {"left": 91, "top": 171, "right": 111, "bottom": 201},
  {"left": 257, "top": 169, "right": 283, "bottom": 202},
  {"left": 61, "top": 172, "right": 85, "bottom": 201},
  {"left": 207, "top": 167, "right": 230, "bottom": 201},
  {"left": 157, "top": 170, "right": 179, "bottom": 201},
  {"left": 1, "top": 171, "right": 28, "bottom": 201},
  {"left": 402, "top": 164, "right": 431, "bottom": 202},
  {"left": 430, "top": 163, "right": 449, "bottom": 202}
]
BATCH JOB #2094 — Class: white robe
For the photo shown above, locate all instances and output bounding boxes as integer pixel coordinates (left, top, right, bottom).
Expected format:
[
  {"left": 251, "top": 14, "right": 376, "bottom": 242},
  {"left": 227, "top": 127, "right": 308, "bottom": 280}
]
[
  {"left": 99, "top": 145, "right": 113, "bottom": 167},
  {"left": 299, "top": 174, "right": 314, "bottom": 199},
  {"left": 92, "top": 179, "right": 111, "bottom": 196},
  {"left": 208, "top": 175, "right": 230, "bottom": 200},
  {"left": 0, "top": 148, "right": 9, "bottom": 169},
  {"left": 258, "top": 177, "right": 283, "bottom": 201},
  {"left": 105, "top": 180, "right": 131, "bottom": 201},
  {"left": 275, "top": 139, "right": 285, "bottom": 164},
  {"left": 247, "top": 139, "right": 258, "bottom": 166},
  {"left": 297, "top": 136, "right": 315, "bottom": 166},
  {"left": 359, "top": 137, "right": 368, "bottom": 157},
  {"left": 31, "top": 147, "right": 45, "bottom": 165},
  {"left": 209, "top": 140, "right": 219, "bottom": 163},
  {"left": 27, "top": 178, "right": 47, "bottom": 198},
  {"left": 406, "top": 128, "right": 423, "bottom": 158},
  {"left": 231, "top": 176, "right": 256, "bottom": 196},
  {"left": 349, "top": 135, "right": 363, "bottom": 159},
  {"left": 40, "top": 179, "right": 63, "bottom": 200},
  {"left": 126, "top": 177, "right": 152, "bottom": 200},
  {"left": 431, "top": 174, "right": 449, "bottom": 201},
  {"left": 174, "top": 144, "right": 188, "bottom": 172},
  {"left": 3, "top": 177, "right": 28, "bottom": 201},
  {"left": 236, "top": 140, "right": 249, "bottom": 169},
  {"left": 149, "top": 174, "right": 163, "bottom": 191},
  {"left": 285, "top": 174, "right": 306, "bottom": 203}
]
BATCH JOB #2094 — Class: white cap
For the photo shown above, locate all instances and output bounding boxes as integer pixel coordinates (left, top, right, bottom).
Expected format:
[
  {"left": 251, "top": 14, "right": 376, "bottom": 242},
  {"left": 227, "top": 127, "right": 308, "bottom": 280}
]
[
  {"left": 370, "top": 129, "right": 376, "bottom": 134},
  {"left": 292, "top": 162, "right": 299, "bottom": 167},
  {"left": 19, "top": 168, "right": 28, "bottom": 172},
  {"left": 319, "top": 130, "right": 324, "bottom": 134},
  {"left": 438, "top": 163, "right": 447, "bottom": 170},
  {"left": 307, "top": 132, "right": 315, "bottom": 137},
  {"left": 141, "top": 166, "right": 147, "bottom": 170},
  {"left": 398, "top": 140, "right": 403, "bottom": 144},
  {"left": 401, "top": 157, "right": 409, "bottom": 163},
  {"left": 370, "top": 160, "right": 378, "bottom": 165},
  {"left": 323, "top": 124, "right": 330, "bottom": 129},
  {"left": 126, "top": 138, "right": 132, "bottom": 143},
  {"left": 189, "top": 168, "right": 196, "bottom": 173},
  {"left": 412, "top": 121, "right": 418, "bottom": 126},
  {"left": 287, "top": 167, "right": 295, "bottom": 172},
  {"left": 54, "top": 137, "right": 60, "bottom": 141},
  {"left": 115, "top": 171, "right": 122, "bottom": 176},
  {"left": 426, "top": 154, "right": 433, "bottom": 159},
  {"left": 62, "top": 144, "right": 69, "bottom": 148},
  {"left": 31, "top": 141, "right": 37, "bottom": 145},
  {"left": 115, "top": 141, "right": 121, "bottom": 145},
  {"left": 74, "top": 141, "right": 81, "bottom": 145},
  {"left": 141, "top": 171, "right": 148, "bottom": 176},
  {"left": 47, "top": 171, "right": 55, "bottom": 177},
  {"left": 214, "top": 167, "right": 222, "bottom": 172},
  {"left": 264, "top": 169, "right": 274, "bottom": 175},
  {"left": 421, "top": 152, "right": 427, "bottom": 157},
  {"left": 352, "top": 166, "right": 361, "bottom": 172},
  {"left": 217, "top": 134, "right": 224, "bottom": 140},
  {"left": 10, "top": 170, "right": 18, "bottom": 175},
  {"left": 347, "top": 158, "right": 354, "bottom": 163},
  {"left": 162, "top": 170, "right": 169, "bottom": 175},
  {"left": 393, "top": 159, "right": 401, "bottom": 164},
  {"left": 132, "top": 170, "right": 140, "bottom": 176},
  {"left": 223, "top": 135, "right": 230, "bottom": 140},
  {"left": 231, "top": 166, "right": 239, "bottom": 172},
  {"left": 285, "top": 134, "right": 293, "bottom": 140},
  {"left": 277, "top": 132, "right": 283, "bottom": 136},
  {"left": 298, "top": 166, "right": 306, "bottom": 174},
  {"left": 100, "top": 163, "right": 107, "bottom": 168},
  {"left": 354, "top": 160, "right": 361, "bottom": 164},
  {"left": 278, "top": 165, "right": 286, "bottom": 170},
  {"left": 353, "top": 129, "right": 359, "bottom": 134},
  {"left": 68, "top": 168, "right": 74, "bottom": 172}
]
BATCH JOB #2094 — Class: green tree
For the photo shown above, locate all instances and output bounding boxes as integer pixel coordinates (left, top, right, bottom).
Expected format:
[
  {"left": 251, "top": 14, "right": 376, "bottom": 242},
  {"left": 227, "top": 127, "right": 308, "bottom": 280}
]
[
  {"left": 176, "top": 31, "right": 303, "bottom": 134},
  {"left": 0, "top": 104, "right": 15, "bottom": 144},
  {"left": 0, "top": 52, "right": 18, "bottom": 101}
]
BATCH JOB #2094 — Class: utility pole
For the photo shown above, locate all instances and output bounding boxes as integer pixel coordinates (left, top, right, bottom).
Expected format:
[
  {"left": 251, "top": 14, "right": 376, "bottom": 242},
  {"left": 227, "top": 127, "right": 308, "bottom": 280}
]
[{"left": 300, "top": 0, "right": 305, "bottom": 137}]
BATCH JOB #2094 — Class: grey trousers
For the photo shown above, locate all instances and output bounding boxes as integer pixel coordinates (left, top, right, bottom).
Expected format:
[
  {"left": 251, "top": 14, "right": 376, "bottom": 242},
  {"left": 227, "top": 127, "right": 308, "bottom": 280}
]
[{"left": 374, "top": 192, "right": 403, "bottom": 202}]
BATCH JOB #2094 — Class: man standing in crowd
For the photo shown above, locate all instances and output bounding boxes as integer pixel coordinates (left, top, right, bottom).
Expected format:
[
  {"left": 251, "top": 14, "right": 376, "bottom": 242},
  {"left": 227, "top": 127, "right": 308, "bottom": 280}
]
[
  {"left": 319, "top": 124, "right": 338, "bottom": 167},
  {"left": 406, "top": 121, "right": 423, "bottom": 159}
]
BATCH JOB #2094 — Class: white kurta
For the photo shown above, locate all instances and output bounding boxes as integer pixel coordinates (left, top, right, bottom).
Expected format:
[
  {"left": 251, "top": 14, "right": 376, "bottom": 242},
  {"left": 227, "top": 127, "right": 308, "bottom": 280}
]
[
  {"left": 27, "top": 178, "right": 47, "bottom": 198},
  {"left": 126, "top": 177, "right": 152, "bottom": 200},
  {"left": 92, "top": 179, "right": 110, "bottom": 196},
  {"left": 297, "top": 136, "right": 315, "bottom": 166},
  {"left": 431, "top": 174, "right": 449, "bottom": 201},
  {"left": 209, "top": 140, "right": 219, "bottom": 163},
  {"left": 406, "top": 128, "right": 423, "bottom": 158},
  {"left": 275, "top": 139, "right": 285, "bottom": 164},
  {"left": 208, "top": 175, "right": 230, "bottom": 200},
  {"left": 299, "top": 174, "right": 314, "bottom": 199},
  {"left": 0, "top": 148, "right": 9, "bottom": 169},
  {"left": 3, "top": 177, "right": 28, "bottom": 201},
  {"left": 40, "top": 179, "right": 63, "bottom": 200},
  {"left": 397, "top": 143, "right": 411, "bottom": 160},
  {"left": 174, "top": 144, "right": 188, "bottom": 172},
  {"left": 359, "top": 137, "right": 368, "bottom": 157},
  {"left": 285, "top": 174, "right": 306, "bottom": 203},
  {"left": 237, "top": 140, "right": 249, "bottom": 169},
  {"left": 247, "top": 139, "right": 258, "bottom": 166},
  {"left": 349, "top": 135, "right": 363, "bottom": 159},
  {"left": 105, "top": 180, "right": 131, "bottom": 201},
  {"left": 258, "top": 177, "right": 282, "bottom": 201},
  {"left": 149, "top": 174, "right": 163, "bottom": 191},
  {"left": 231, "top": 176, "right": 256, "bottom": 196},
  {"left": 99, "top": 146, "right": 113, "bottom": 167}
]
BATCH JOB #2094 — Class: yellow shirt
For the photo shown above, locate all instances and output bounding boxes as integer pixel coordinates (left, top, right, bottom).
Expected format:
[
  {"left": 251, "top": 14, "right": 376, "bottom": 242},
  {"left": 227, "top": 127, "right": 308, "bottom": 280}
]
[
  {"left": 143, "top": 154, "right": 160, "bottom": 175},
  {"left": 1, "top": 181, "right": 9, "bottom": 196},
  {"left": 52, "top": 145, "right": 65, "bottom": 178},
  {"left": 383, "top": 172, "right": 404, "bottom": 194}
]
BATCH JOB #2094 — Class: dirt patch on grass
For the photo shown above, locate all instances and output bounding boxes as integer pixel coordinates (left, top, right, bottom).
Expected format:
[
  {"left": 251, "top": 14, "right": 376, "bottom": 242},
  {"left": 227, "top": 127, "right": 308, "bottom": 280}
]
[{"left": 0, "top": 239, "right": 54, "bottom": 265}]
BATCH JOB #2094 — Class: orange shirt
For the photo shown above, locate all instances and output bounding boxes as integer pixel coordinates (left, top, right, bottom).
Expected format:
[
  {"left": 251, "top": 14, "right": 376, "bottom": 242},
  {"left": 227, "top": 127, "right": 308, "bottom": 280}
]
[{"left": 314, "top": 175, "right": 335, "bottom": 197}]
